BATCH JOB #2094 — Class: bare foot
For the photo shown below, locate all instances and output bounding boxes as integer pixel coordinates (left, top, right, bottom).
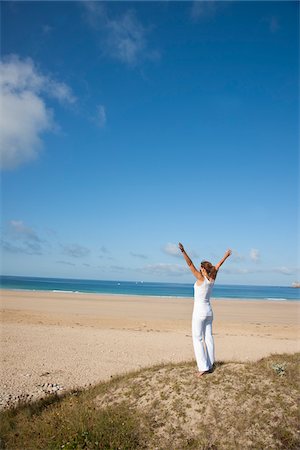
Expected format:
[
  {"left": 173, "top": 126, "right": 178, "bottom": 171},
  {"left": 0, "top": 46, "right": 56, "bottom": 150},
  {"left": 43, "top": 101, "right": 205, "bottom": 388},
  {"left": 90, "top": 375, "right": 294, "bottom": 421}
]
[{"left": 195, "top": 370, "right": 209, "bottom": 377}]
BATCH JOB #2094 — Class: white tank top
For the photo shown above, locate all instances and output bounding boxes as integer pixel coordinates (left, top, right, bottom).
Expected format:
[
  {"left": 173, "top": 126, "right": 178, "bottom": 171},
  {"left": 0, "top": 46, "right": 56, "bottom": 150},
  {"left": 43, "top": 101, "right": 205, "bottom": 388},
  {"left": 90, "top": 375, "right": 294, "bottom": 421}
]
[{"left": 193, "top": 277, "right": 214, "bottom": 316}]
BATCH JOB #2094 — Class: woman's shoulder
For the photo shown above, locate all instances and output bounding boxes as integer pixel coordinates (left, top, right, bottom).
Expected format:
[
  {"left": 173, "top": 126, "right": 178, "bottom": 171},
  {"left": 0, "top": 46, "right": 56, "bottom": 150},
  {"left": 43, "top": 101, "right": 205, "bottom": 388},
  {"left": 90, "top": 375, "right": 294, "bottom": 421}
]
[{"left": 206, "top": 276, "right": 215, "bottom": 284}]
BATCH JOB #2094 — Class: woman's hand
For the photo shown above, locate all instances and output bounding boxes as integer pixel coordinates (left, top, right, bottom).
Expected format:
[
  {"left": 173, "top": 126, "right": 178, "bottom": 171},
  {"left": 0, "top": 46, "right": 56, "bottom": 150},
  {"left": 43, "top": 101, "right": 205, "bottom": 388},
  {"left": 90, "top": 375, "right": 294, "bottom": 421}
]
[
  {"left": 178, "top": 242, "right": 184, "bottom": 253},
  {"left": 225, "top": 249, "right": 232, "bottom": 258}
]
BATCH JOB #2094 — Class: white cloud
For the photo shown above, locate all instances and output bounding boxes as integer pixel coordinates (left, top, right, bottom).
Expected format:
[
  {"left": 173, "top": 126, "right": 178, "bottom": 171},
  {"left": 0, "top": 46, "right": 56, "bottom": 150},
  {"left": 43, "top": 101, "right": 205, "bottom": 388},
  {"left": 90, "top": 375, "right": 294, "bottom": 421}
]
[
  {"left": 0, "top": 87, "right": 53, "bottom": 169},
  {"left": 0, "top": 55, "right": 75, "bottom": 104},
  {"left": 250, "top": 248, "right": 260, "bottom": 262},
  {"left": 0, "top": 55, "right": 75, "bottom": 170},
  {"left": 1, "top": 55, "right": 43, "bottom": 92}
]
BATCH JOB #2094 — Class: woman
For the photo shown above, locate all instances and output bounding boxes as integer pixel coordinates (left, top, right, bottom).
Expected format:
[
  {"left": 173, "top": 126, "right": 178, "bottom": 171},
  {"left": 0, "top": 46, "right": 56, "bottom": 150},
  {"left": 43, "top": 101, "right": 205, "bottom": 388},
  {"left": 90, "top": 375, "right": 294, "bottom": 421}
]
[{"left": 178, "top": 243, "right": 232, "bottom": 376}]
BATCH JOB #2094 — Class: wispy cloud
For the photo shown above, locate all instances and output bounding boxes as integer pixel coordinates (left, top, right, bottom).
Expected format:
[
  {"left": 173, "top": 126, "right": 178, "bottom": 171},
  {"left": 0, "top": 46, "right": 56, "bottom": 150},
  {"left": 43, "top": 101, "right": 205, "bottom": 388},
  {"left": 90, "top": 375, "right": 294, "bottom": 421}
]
[
  {"left": 104, "top": 10, "right": 147, "bottom": 66},
  {"left": 162, "top": 242, "right": 199, "bottom": 259},
  {"left": 1, "top": 239, "right": 43, "bottom": 255},
  {"left": 9, "top": 220, "right": 43, "bottom": 242},
  {"left": 98, "top": 246, "right": 111, "bottom": 258},
  {"left": 272, "top": 266, "right": 295, "bottom": 275},
  {"left": 56, "top": 260, "right": 76, "bottom": 266},
  {"left": 82, "top": 2, "right": 159, "bottom": 66},
  {"left": 82, "top": 0, "right": 106, "bottom": 28},
  {"left": 1, "top": 219, "right": 45, "bottom": 255},
  {"left": 110, "top": 265, "right": 126, "bottom": 271},
  {"left": 42, "top": 24, "right": 53, "bottom": 35},
  {"left": 230, "top": 250, "right": 245, "bottom": 263},
  {"left": 222, "top": 266, "right": 299, "bottom": 276},
  {"left": 269, "top": 16, "right": 280, "bottom": 33},
  {"left": 0, "top": 55, "right": 76, "bottom": 170},
  {"left": 61, "top": 243, "right": 90, "bottom": 258},
  {"left": 221, "top": 267, "right": 258, "bottom": 275},
  {"left": 250, "top": 248, "right": 260, "bottom": 263},
  {"left": 190, "top": 0, "right": 219, "bottom": 21},
  {"left": 130, "top": 251, "right": 148, "bottom": 260},
  {"left": 95, "top": 104, "right": 106, "bottom": 128},
  {"left": 141, "top": 263, "right": 189, "bottom": 277},
  {"left": 162, "top": 242, "right": 181, "bottom": 258}
]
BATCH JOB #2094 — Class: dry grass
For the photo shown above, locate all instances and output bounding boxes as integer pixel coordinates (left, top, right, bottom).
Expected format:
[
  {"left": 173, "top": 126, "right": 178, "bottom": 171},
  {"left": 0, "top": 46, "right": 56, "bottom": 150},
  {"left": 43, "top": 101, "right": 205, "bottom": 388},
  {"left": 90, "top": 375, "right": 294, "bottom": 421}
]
[{"left": 0, "top": 353, "right": 299, "bottom": 449}]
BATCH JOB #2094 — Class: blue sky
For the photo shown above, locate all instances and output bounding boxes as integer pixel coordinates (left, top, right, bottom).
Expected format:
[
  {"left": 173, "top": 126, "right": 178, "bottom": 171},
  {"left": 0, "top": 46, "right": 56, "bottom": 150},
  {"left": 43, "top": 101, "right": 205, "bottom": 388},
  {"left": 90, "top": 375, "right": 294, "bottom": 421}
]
[{"left": 1, "top": 1, "right": 298, "bottom": 286}]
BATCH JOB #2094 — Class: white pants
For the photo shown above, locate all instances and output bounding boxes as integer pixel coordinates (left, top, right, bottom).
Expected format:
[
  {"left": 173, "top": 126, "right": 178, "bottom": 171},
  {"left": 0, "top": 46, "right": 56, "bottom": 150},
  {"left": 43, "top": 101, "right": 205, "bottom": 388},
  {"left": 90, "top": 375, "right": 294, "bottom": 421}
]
[{"left": 192, "top": 313, "right": 214, "bottom": 372}]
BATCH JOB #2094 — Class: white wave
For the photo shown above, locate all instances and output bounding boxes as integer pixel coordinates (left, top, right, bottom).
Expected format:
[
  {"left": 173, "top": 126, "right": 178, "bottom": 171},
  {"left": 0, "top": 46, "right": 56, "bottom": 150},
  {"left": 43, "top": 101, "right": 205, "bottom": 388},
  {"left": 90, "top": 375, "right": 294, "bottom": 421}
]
[{"left": 52, "top": 290, "right": 74, "bottom": 293}]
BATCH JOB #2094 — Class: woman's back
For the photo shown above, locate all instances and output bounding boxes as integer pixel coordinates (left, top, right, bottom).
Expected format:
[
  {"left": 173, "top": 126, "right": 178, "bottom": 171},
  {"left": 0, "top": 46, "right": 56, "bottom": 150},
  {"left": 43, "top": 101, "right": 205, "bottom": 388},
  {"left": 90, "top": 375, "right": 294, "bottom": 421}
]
[
  {"left": 194, "top": 277, "right": 214, "bottom": 301},
  {"left": 194, "top": 277, "right": 214, "bottom": 316}
]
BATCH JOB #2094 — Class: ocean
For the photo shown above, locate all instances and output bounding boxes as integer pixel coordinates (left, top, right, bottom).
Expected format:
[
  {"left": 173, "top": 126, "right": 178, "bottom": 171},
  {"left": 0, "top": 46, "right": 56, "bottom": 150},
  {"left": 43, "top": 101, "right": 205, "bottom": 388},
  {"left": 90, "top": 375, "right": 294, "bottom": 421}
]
[{"left": 0, "top": 275, "right": 299, "bottom": 301}]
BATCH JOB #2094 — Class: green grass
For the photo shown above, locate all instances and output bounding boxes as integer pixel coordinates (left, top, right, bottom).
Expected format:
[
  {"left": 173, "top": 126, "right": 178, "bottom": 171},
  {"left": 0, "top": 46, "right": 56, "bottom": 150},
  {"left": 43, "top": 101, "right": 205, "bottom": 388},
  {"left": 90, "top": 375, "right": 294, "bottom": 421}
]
[{"left": 1, "top": 353, "right": 299, "bottom": 450}]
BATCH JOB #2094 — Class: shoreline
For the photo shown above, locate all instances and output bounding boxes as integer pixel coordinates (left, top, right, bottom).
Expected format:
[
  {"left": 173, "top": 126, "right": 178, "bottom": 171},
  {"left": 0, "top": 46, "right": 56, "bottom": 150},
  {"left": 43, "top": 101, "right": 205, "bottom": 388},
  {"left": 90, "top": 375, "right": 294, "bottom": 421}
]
[
  {"left": 0, "top": 288, "right": 298, "bottom": 302},
  {"left": 0, "top": 289, "right": 299, "bottom": 409}
]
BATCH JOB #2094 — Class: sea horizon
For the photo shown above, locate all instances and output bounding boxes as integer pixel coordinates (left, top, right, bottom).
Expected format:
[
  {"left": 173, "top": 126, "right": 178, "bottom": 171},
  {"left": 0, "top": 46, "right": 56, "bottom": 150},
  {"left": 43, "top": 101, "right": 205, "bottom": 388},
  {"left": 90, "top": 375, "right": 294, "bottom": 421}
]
[{"left": 0, "top": 275, "right": 299, "bottom": 302}]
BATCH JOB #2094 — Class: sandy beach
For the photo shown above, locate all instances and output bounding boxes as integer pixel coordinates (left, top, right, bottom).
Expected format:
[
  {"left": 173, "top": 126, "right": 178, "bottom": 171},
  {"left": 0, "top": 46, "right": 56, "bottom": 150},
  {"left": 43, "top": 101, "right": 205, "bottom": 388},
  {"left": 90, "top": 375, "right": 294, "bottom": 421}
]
[{"left": 0, "top": 289, "right": 299, "bottom": 408}]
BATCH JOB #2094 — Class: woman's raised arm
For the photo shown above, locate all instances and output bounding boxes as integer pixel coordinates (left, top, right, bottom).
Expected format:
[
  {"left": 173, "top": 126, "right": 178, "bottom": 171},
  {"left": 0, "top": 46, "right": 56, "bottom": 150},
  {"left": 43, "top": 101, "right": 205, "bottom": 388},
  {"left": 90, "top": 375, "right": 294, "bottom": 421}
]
[
  {"left": 215, "top": 249, "right": 232, "bottom": 271},
  {"left": 179, "top": 242, "right": 203, "bottom": 280}
]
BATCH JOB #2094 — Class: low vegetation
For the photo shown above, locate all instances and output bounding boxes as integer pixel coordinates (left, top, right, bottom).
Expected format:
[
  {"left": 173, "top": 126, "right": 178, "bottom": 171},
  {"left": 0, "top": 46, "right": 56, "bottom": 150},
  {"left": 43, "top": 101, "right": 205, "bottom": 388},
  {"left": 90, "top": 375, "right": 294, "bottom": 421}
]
[{"left": 0, "top": 353, "right": 299, "bottom": 449}]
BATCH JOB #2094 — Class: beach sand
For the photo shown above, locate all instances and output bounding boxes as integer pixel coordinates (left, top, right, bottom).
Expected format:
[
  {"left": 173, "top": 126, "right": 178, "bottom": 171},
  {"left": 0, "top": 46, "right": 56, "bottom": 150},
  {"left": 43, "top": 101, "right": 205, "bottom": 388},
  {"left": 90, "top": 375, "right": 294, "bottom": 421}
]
[{"left": 0, "top": 289, "right": 299, "bottom": 408}]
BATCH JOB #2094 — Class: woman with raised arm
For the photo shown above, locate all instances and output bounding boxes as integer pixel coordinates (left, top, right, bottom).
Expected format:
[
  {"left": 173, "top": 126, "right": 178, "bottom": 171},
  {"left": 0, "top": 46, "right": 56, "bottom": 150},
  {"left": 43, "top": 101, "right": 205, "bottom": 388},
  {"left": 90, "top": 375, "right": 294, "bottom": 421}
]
[{"left": 178, "top": 243, "right": 232, "bottom": 377}]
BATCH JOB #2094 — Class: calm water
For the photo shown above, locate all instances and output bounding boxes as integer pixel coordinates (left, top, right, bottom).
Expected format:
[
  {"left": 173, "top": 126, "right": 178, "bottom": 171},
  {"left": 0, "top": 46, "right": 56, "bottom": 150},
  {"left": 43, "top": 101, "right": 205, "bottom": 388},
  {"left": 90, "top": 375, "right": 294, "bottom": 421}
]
[{"left": 0, "top": 275, "right": 299, "bottom": 301}]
